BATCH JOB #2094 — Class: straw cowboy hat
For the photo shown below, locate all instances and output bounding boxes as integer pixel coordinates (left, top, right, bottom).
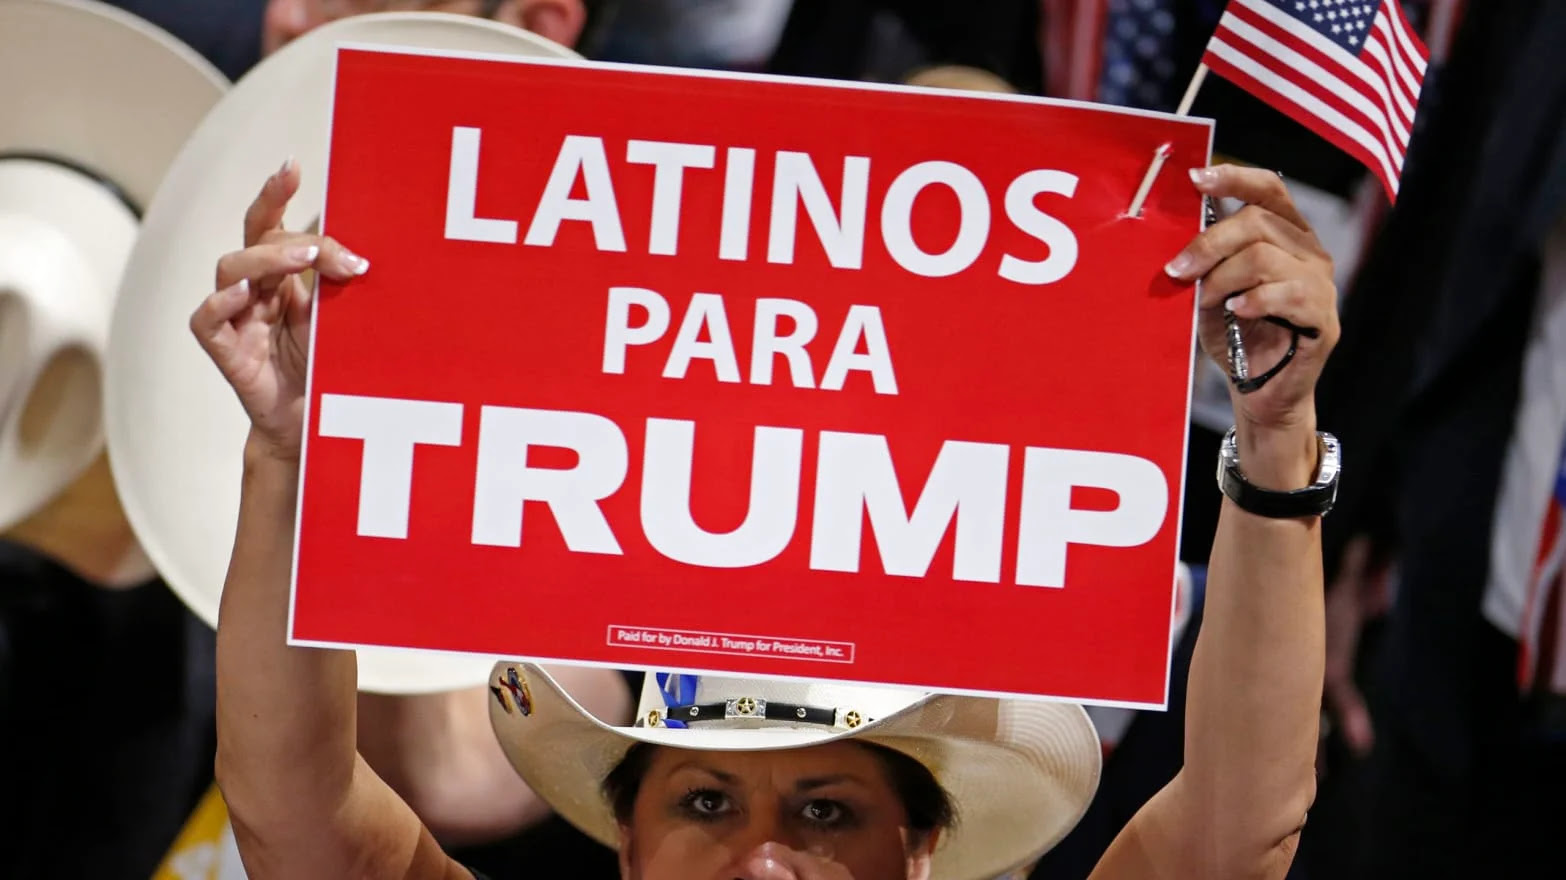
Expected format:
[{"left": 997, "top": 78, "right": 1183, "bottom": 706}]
[
  {"left": 0, "top": 0, "right": 224, "bottom": 531},
  {"left": 104, "top": 12, "right": 579, "bottom": 693},
  {"left": 488, "top": 663, "right": 1103, "bottom": 880}
]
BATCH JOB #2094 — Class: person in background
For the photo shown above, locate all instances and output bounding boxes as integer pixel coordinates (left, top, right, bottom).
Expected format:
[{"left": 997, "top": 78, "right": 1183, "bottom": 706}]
[
  {"left": 586, "top": 0, "right": 1044, "bottom": 92},
  {"left": 1305, "top": 1, "right": 1566, "bottom": 877},
  {"left": 0, "top": 3, "right": 625, "bottom": 879},
  {"left": 108, "top": 0, "right": 269, "bottom": 79},
  {"left": 259, "top": 0, "right": 584, "bottom": 56}
]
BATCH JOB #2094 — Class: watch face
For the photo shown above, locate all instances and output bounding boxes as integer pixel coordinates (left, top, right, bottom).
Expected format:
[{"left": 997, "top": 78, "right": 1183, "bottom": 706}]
[{"left": 1317, "top": 433, "right": 1343, "bottom": 485}]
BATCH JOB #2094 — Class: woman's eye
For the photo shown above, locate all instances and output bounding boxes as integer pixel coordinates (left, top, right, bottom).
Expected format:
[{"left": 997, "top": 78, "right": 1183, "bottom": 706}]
[
  {"left": 801, "top": 799, "right": 848, "bottom": 826},
  {"left": 679, "top": 789, "right": 731, "bottom": 819}
]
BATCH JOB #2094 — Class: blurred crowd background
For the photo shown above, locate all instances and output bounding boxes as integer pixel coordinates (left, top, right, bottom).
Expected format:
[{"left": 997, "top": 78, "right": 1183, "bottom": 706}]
[{"left": 4, "top": 0, "right": 1564, "bottom": 878}]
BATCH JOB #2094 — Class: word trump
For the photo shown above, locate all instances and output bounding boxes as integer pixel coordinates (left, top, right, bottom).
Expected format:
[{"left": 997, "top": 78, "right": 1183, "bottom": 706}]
[
  {"left": 316, "top": 393, "right": 1170, "bottom": 589},
  {"left": 445, "top": 127, "right": 1082, "bottom": 284}
]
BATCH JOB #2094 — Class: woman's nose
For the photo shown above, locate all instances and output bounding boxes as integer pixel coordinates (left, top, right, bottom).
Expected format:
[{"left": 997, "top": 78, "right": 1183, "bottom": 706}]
[
  {"left": 733, "top": 841, "right": 841, "bottom": 880},
  {"left": 730, "top": 824, "right": 810, "bottom": 878},
  {"left": 734, "top": 843, "right": 797, "bottom": 880}
]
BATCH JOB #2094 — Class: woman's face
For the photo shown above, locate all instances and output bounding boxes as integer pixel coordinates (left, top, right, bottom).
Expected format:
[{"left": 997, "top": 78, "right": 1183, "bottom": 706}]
[{"left": 618, "top": 742, "right": 938, "bottom": 880}]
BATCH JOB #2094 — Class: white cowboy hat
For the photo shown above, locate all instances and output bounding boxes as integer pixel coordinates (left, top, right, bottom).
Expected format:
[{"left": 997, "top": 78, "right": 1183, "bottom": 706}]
[
  {"left": 104, "top": 12, "right": 579, "bottom": 694},
  {"left": 0, "top": 0, "right": 225, "bottom": 530},
  {"left": 487, "top": 663, "right": 1103, "bottom": 880}
]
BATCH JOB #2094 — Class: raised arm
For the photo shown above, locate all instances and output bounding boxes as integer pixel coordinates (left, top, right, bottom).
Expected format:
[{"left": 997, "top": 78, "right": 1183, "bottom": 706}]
[
  {"left": 1091, "top": 165, "right": 1339, "bottom": 880},
  {"left": 195, "top": 161, "right": 466, "bottom": 879}
]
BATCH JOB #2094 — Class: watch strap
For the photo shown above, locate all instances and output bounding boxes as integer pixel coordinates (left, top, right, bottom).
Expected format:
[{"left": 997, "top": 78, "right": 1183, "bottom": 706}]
[{"left": 1216, "top": 428, "right": 1341, "bottom": 518}]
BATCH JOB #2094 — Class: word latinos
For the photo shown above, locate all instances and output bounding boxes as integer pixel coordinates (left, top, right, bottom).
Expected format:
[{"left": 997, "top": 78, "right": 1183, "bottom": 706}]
[{"left": 444, "top": 127, "right": 1082, "bottom": 285}]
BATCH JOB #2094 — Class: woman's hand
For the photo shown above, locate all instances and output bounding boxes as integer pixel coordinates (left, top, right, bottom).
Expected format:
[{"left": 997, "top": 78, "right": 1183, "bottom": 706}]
[
  {"left": 1166, "top": 164, "right": 1341, "bottom": 487},
  {"left": 189, "top": 159, "right": 370, "bottom": 460}
]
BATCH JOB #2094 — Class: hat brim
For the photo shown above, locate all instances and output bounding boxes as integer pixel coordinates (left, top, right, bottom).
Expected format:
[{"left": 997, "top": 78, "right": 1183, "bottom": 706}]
[
  {"left": 0, "top": 0, "right": 227, "bottom": 210},
  {"left": 488, "top": 663, "right": 1102, "bottom": 880},
  {"left": 0, "top": 0, "right": 225, "bottom": 528},
  {"left": 103, "top": 13, "right": 579, "bottom": 694}
]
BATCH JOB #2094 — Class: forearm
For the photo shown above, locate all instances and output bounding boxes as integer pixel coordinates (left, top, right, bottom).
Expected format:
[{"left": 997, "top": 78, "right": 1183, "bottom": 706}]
[
  {"left": 215, "top": 434, "right": 359, "bottom": 828},
  {"left": 1179, "top": 421, "right": 1324, "bottom": 877},
  {"left": 358, "top": 687, "right": 552, "bottom": 846},
  {"left": 357, "top": 666, "right": 634, "bottom": 846}
]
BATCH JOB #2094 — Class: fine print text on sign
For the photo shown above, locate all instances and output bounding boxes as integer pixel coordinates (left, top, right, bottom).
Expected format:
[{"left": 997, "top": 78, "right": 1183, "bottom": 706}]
[{"left": 294, "top": 46, "right": 1212, "bottom": 707}]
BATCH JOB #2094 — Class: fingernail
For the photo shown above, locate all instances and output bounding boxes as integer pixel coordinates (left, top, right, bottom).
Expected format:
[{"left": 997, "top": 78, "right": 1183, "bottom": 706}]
[
  {"left": 1189, "top": 167, "right": 1218, "bottom": 186},
  {"left": 1225, "top": 294, "right": 1248, "bottom": 312},
  {"left": 279, "top": 156, "right": 296, "bottom": 177},
  {"left": 339, "top": 249, "right": 370, "bottom": 276},
  {"left": 287, "top": 244, "right": 319, "bottom": 263},
  {"left": 1165, "top": 253, "right": 1195, "bottom": 277},
  {"left": 226, "top": 278, "right": 250, "bottom": 299}
]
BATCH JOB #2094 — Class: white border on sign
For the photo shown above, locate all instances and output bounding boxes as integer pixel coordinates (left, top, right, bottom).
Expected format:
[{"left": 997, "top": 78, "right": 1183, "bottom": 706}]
[
  {"left": 287, "top": 633, "right": 1173, "bottom": 711},
  {"left": 284, "top": 47, "right": 342, "bottom": 654},
  {"left": 1164, "top": 119, "right": 1218, "bottom": 711},
  {"left": 330, "top": 39, "right": 1218, "bottom": 132},
  {"left": 288, "top": 41, "right": 1217, "bottom": 712}
]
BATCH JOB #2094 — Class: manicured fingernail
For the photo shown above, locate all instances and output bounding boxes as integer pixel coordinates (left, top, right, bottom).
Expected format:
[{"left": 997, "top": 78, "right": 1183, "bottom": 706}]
[
  {"left": 339, "top": 250, "right": 370, "bottom": 276},
  {"left": 287, "top": 244, "right": 319, "bottom": 263},
  {"left": 279, "top": 156, "right": 296, "bottom": 177},
  {"left": 1225, "top": 294, "right": 1248, "bottom": 312},
  {"left": 1189, "top": 167, "right": 1218, "bottom": 186},
  {"left": 1165, "top": 253, "right": 1195, "bottom": 277},
  {"left": 226, "top": 278, "right": 250, "bottom": 299}
]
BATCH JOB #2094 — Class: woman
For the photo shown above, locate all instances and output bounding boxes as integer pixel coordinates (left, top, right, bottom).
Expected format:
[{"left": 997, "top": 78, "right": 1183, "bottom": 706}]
[{"left": 194, "top": 160, "right": 1338, "bottom": 879}]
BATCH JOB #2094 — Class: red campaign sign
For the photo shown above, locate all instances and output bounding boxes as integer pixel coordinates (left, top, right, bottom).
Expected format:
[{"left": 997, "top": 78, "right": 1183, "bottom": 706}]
[{"left": 294, "top": 45, "right": 1212, "bottom": 707}]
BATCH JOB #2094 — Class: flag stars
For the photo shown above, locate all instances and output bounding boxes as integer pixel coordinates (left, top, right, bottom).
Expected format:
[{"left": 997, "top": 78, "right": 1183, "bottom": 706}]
[
  {"left": 1332, "top": 22, "right": 1343, "bottom": 33},
  {"left": 1315, "top": 13, "right": 1324, "bottom": 22}
]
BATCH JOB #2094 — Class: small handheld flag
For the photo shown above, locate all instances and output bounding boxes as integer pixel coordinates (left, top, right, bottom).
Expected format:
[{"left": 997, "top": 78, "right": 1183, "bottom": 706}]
[{"left": 1201, "top": 0, "right": 1429, "bottom": 201}]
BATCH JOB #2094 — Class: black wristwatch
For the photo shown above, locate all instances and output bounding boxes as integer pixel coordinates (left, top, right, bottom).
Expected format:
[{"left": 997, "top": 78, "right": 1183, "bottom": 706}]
[{"left": 1216, "top": 427, "right": 1341, "bottom": 518}]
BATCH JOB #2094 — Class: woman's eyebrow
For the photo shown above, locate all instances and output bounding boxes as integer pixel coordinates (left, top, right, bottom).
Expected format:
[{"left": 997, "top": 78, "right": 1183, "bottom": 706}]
[
  {"left": 666, "top": 761, "right": 740, "bottom": 785},
  {"left": 794, "top": 774, "right": 870, "bottom": 792}
]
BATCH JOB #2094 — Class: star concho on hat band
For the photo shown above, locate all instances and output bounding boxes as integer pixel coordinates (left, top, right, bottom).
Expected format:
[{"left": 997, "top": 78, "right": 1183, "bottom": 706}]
[{"left": 641, "top": 694, "right": 870, "bottom": 731}]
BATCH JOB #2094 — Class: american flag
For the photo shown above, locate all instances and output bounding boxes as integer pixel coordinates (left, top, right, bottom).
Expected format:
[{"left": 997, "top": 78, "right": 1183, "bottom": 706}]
[
  {"left": 1517, "top": 444, "right": 1566, "bottom": 696},
  {"left": 1202, "top": 0, "right": 1429, "bottom": 201}
]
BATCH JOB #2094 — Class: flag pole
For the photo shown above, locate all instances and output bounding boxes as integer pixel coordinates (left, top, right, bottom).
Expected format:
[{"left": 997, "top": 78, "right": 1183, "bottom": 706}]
[
  {"left": 1126, "top": 63, "right": 1211, "bottom": 217},
  {"left": 1174, "top": 62, "right": 1210, "bottom": 116}
]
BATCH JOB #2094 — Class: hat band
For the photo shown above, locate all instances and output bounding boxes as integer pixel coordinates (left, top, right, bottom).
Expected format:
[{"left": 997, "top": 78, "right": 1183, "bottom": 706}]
[
  {"left": 643, "top": 697, "right": 868, "bottom": 731},
  {"left": 0, "top": 151, "right": 141, "bottom": 218}
]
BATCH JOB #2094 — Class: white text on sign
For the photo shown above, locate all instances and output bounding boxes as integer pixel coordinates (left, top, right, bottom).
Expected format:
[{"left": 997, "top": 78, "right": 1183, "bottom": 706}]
[
  {"left": 603, "top": 287, "right": 898, "bottom": 394},
  {"left": 445, "top": 127, "right": 1081, "bottom": 285},
  {"left": 316, "top": 393, "right": 1169, "bottom": 589}
]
